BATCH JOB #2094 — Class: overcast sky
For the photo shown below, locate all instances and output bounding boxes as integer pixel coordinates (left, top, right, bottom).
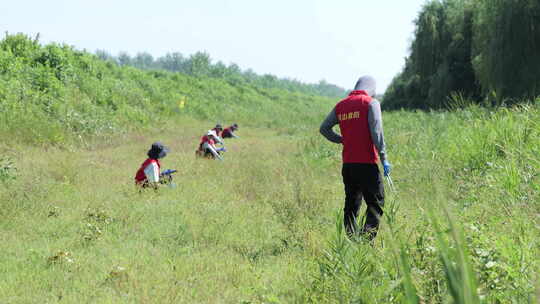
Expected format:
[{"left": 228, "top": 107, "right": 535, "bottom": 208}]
[{"left": 0, "top": 0, "right": 426, "bottom": 92}]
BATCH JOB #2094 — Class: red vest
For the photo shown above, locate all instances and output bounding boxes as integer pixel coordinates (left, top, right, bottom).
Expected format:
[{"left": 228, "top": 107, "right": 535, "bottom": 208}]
[
  {"left": 222, "top": 128, "right": 232, "bottom": 137},
  {"left": 200, "top": 135, "right": 215, "bottom": 145},
  {"left": 199, "top": 135, "right": 215, "bottom": 150},
  {"left": 335, "top": 90, "right": 378, "bottom": 164},
  {"left": 212, "top": 128, "right": 223, "bottom": 138},
  {"left": 135, "top": 158, "right": 160, "bottom": 183}
]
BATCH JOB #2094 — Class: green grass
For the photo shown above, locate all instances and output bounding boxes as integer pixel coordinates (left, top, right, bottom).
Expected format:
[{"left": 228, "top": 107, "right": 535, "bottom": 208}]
[
  {"left": 0, "top": 33, "right": 334, "bottom": 146},
  {"left": 1, "top": 102, "right": 539, "bottom": 303},
  {"left": 1, "top": 32, "right": 539, "bottom": 304}
]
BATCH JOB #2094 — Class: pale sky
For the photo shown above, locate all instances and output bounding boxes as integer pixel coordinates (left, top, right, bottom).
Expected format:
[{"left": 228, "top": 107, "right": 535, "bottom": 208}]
[{"left": 0, "top": 0, "right": 426, "bottom": 92}]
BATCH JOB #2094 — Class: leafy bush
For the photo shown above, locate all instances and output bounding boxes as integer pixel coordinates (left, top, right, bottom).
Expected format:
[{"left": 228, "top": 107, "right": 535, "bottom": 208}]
[{"left": 0, "top": 33, "right": 336, "bottom": 145}]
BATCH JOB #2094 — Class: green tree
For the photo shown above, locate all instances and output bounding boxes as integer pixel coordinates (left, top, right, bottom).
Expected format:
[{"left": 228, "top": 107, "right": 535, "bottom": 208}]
[
  {"left": 186, "top": 51, "right": 211, "bottom": 77},
  {"left": 116, "top": 52, "right": 131, "bottom": 66},
  {"left": 384, "top": 0, "right": 540, "bottom": 109},
  {"left": 132, "top": 52, "right": 154, "bottom": 70},
  {"left": 473, "top": 0, "right": 540, "bottom": 102}
]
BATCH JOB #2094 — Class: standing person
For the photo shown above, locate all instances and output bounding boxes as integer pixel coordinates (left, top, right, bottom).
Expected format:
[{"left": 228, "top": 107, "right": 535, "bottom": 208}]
[
  {"left": 222, "top": 123, "right": 239, "bottom": 139},
  {"left": 196, "top": 130, "right": 224, "bottom": 160},
  {"left": 319, "top": 76, "right": 391, "bottom": 240},
  {"left": 135, "top": 142, "right": 169, "bottom": 189}
]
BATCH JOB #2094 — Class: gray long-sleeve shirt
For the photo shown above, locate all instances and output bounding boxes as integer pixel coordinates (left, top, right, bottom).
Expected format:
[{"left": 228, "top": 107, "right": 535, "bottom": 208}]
[{"left": 319, "top": 99, "right": 387, "bottom": 162}]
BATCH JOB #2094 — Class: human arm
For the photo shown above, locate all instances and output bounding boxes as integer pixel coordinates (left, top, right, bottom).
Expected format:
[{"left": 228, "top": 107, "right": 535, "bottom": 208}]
[
  {"left": 216, "top": 136, "right": 224, "bottom": 145},
  {"left": 368, "top": 100, "right": 391, "bottom": 175},
  {"left": 143, "top": 161, "right": 160, "bottom": 188},
  {"left": 319, "top": 107, "right": 342, "bottom": 144},
  {"left": 368, "top": 100, "right": 387, "bottom": 162},
  {"left": 160, "top": 169, "right": 177, "bottom": 184}
]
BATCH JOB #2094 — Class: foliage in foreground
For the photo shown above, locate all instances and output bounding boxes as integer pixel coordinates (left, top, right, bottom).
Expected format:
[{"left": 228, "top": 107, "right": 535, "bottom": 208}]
[
  {"left": 303, "top": 103, "right": 539, "bottom": 303},
  {"left": 1, "top": 104, "right": 538, "bottom": 303}
]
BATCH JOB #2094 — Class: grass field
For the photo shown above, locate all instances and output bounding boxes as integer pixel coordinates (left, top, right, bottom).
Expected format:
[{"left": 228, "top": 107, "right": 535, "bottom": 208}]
[{"left": 1, "top": 102, "right": 539, "bottom": 303}]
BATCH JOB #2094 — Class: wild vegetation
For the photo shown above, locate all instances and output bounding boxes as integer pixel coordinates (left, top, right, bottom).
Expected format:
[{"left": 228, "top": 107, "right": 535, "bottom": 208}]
[
  {"left": 1, "top": 104, "right": 538, "bottom": 303},
  {"left": 0, "top": 33, "right": 336, "bottom": 146},
  {"left": 1, "top": 33, "right": 539, "bottom": 303},
  {"left": 384, "top": 0, "right": 540, "bottom": 109}
]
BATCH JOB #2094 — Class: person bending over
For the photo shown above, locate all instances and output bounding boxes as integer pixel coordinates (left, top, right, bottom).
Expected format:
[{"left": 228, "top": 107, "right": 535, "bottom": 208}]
[
  {"left": 222, "top": 123, "right": 239, "bottom": 139},
  {"left": 211, "top": 124, "right": 224, "bottom": 145},
  {"left": 197, "top": 130, "right": 224, "bottom": 160}
]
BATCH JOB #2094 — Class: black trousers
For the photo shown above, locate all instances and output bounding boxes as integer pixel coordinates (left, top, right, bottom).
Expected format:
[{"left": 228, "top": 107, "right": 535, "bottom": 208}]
[{"left": 342, "top": 163, "right": 385, "bottom": 240}]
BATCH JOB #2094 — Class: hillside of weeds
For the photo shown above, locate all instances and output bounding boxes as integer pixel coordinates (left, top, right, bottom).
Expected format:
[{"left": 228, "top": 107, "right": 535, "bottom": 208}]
[{"left": 0, "top": 34, "right": 333, "bottom": 146}]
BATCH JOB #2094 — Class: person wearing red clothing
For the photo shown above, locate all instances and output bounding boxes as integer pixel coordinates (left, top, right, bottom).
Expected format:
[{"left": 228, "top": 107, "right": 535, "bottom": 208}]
[
  {"left": 319, "top": 76, "right": 392, "bottom": 240},
  {"left": 211, "top": 124, "right": 224, "bottom": 144},
  {"left": 196, "top": 130, "right": 224, "bottom": 160},
  {"left": 135, "top": 142, "right": 169, "bottom": 189},
  {"left": 222, "top": 123, "right": 239, "bottom": 139}
]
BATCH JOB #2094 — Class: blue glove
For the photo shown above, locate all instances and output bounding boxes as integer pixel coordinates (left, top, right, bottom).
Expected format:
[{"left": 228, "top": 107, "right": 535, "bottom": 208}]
[
  {"left": 383, "top": 160, "right": 392, "bottom": 177},
  {"left": 217, "top": 147, "right": 227, "bottom": 152},
  {"left": 161, "top": 169, "right": 177, "bottom": 176}
]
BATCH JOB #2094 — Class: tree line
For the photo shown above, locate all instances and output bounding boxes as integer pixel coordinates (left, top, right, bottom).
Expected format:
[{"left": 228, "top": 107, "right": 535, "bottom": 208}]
[
  {"left": 384, "top": 0, "right": 540, "bottom": 109},
  {"left": 95, "top": 50, "right": 347, "bottom": 98}
]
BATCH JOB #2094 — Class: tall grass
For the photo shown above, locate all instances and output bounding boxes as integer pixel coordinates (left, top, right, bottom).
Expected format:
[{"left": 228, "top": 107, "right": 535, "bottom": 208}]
[
  {"left": 301, "top": 102, "right": 539, "bottom": 303},
  {"left": 1, "top": 103, "right": 538, "bottom": 303},
  {"left": 0, "top": 34, "right": 539, "bottom": 303}
]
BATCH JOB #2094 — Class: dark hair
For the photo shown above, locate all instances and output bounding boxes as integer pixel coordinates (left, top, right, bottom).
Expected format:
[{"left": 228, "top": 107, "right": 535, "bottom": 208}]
[
  {"left": 147, "top": 149, "right": 160, "bottom": 159},
  {"left": 147, "top": 142, "right": 169, "bottom": 159}
]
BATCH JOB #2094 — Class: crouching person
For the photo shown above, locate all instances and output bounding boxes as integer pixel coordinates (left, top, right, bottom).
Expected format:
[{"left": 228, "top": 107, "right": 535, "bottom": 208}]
[
  {"left": 196, "top": 130, "right": 224, "bottom": 160},
  {"left": 211, "top": 124, "right": 225, "bottom": 145},
  {"left": 135, "top": 142, "right": 169, "bottom": 189},
  {"left": 222, "top": 123, "right": 239, "bottom": 139}
]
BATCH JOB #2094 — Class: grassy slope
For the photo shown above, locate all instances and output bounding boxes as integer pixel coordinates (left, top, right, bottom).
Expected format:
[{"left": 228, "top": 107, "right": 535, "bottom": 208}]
[
  {"left": 0, "top": 34, "right": 330, "bottom": 146},
  {"left": 1, "top": 103, "right": 539, "bottom": 303}
]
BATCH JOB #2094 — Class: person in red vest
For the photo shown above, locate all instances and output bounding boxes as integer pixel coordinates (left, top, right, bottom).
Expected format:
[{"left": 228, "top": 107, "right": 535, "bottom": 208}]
[
  {"left": 319, "top": 75, "right": 391, "bottom": 241},
  {"left": 211, "top": 124, "right": 224, "bottom": 145},
  {"left": 196, "top": 130, "right": 224, "bottom": 160},
  {"left": 134, "top": 142, "right": 169, "bottom": 189},
  {"left": 222, "top": 123, "right": 239, "bottom": 139}
]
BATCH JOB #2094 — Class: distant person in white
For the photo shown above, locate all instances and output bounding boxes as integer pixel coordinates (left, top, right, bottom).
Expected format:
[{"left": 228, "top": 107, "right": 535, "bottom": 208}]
[{"left": 197, "top": 130, "right": 224, "bottom": 160}]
